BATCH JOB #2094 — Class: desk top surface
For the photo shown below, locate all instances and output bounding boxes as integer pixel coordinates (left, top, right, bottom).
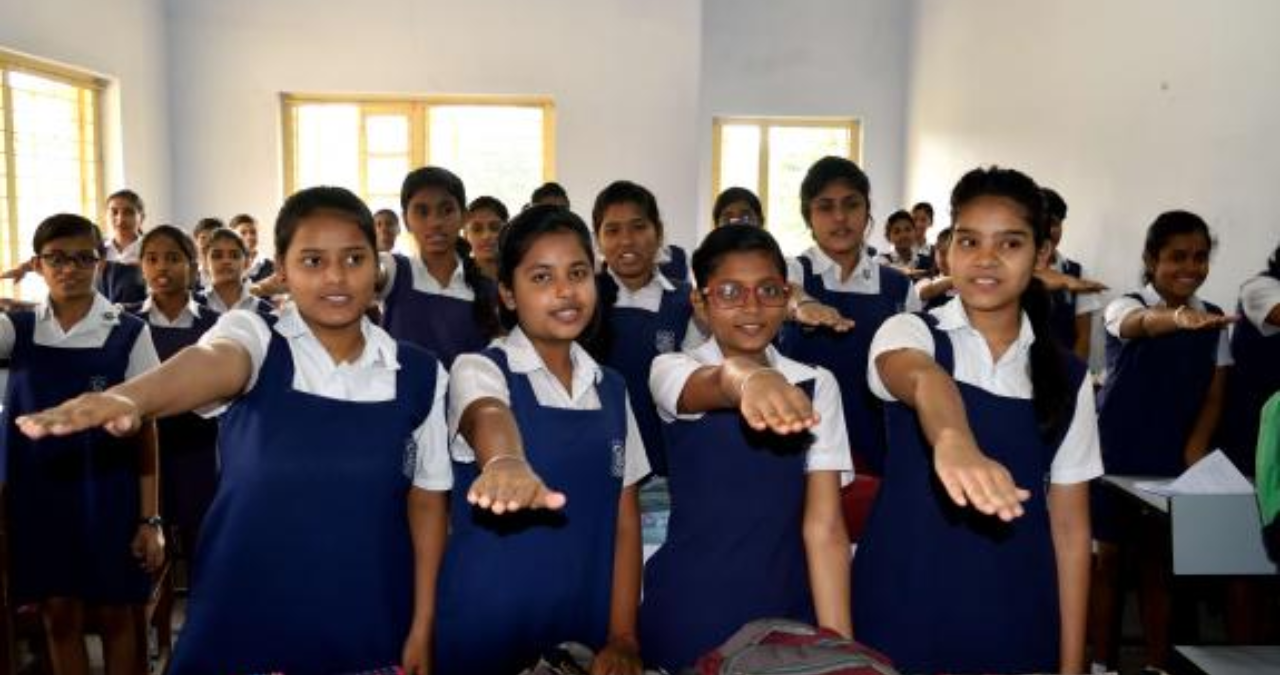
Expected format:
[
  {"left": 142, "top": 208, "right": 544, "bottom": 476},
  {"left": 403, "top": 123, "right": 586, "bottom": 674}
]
[{"left": 1176, "top": 645, "right": 1280, "bottom": 675}]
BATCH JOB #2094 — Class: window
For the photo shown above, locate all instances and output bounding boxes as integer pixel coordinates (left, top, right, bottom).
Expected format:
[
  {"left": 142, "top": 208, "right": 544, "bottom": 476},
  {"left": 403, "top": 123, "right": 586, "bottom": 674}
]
[
  {"left": 1, "top": 49, "right": 105, "bottom": 299},
  {"left": 282, "top": 95, "right": 555, "bottom": 220},
  {"left": 712, "top": 117, "right": 861, "bottom": 256}
]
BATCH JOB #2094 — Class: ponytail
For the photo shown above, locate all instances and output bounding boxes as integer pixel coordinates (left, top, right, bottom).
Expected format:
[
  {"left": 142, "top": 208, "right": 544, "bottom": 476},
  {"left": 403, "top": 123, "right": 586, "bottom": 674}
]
[
  {"left": 1021, "top": 277, "right": 1072, "bottom": 443},
  {"left": 455, "top": 237, "right": 501, "bottom": 339}
]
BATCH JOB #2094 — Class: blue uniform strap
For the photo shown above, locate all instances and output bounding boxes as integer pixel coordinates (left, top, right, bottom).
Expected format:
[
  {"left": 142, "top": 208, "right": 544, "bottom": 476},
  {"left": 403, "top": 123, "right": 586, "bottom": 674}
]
[
  {"left": 657, "top": 280, "right": 693, "bottom": 345},
  {"left": 7, "top": 310, "right": 35, "bottom": 359},
  {"left": 796, "top": 255, "right": 824, "bottom": 299},
  {"left": 395, "top": 341, "right": 441, "bottom": 429},
  {"left": 918, "top": 313, "right": 955, "bottom": 375},
  {"left": 877, "top": 264, "right": 911, "bottom": 312}
]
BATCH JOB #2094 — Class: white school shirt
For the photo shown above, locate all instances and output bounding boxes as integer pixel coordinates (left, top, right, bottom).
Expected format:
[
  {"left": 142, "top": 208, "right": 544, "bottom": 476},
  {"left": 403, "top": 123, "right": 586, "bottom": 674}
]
[
  {"left": 876, "top": 250, "right": 920, "bottom": 268},
  {"left": 649, "top": 338, "right": 854, "bottom": 483},
  {"left": 1049, "top": 252, "right": 1103, "bottom": 315},
  {"left": 140, "top": 296, "right": 211, "bottom": 329},
  {"left": 1103, "top": 284, "right": 1233, "bottom": 367},
  {"left": 201, "top": 283, "right": 263, "bottom": 314},
  {"left": 105, "top": 238, "right": 142, "bottom": 264},
  {"left": 378, "top": 252, "right": 476, "bottom": 302},
  {"left": 607, "top": 267, "right": 706, "bottom": 351},
  {"left": 786, "top": 246, "right": 922, "bottom": 312},
  {"left": 0, "top": 293, "right": 160, "bottom": 379},
  {"left": 197, "top": 303, "right": 452, "bottom": 491},
  {"left": 447, "top": 326, "right": 651, "bottom": 487},
  {"left": 1239, "top": 274, "right": 1280, "bottom": 337},
  {"left": 866, "top": 296, "right": 1104, "bottom": 485}
]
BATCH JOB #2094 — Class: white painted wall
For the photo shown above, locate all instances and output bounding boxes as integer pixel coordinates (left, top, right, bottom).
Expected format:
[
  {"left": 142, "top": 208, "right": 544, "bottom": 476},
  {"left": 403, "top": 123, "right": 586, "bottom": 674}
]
[
  {"left": 905, "top": 0, "right": 1280, "bottom": 308},
  {"left": 0, "top": 0, "right": 172, "bottom": 223},
  {"left": 164, "top": 0, "right": 702, "bottom": 255},
  {"left": 699, "top": 0, "right": 916, "bottom": 249}
]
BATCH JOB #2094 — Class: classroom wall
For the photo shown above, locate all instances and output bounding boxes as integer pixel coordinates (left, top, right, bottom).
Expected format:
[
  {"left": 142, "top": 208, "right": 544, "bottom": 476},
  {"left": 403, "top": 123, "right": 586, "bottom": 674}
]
[
  {"left": 0, "top": 0, "right": 172, "bottom": 224},
  {"left": 698, "top": 0, "right": 916, "bottom": 247},
  {"left": 905, "top": 0, "right": 1280, "bottom": 308},
  {"left": 164, "top": 0, "right": 702, "bottom": 255}
]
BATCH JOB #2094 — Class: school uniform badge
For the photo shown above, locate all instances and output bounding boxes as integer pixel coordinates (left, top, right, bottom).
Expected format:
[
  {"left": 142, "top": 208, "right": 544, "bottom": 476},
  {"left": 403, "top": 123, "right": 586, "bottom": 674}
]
[
  {"left": 88, "top": 375, "right": 109, "bottom": 392},
  {"left": 654, "top": 329, "right": 677, "bottom": 354},
  {"left": 402, "top": 435, "right": 418, "bottom": 479},
  {"left": 610, "top": 439, "right": 625, "bottom": 478}
]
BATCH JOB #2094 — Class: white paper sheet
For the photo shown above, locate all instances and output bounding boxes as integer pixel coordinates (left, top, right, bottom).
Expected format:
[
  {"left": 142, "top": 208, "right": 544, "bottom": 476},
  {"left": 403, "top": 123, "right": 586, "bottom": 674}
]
[{"left": 1135, "top": 450, "right": 1255, "bottom": 496}]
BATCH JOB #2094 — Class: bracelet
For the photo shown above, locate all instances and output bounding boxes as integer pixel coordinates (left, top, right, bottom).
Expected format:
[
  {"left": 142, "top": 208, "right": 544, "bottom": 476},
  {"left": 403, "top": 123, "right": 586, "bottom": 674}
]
[
  {"left": 1173, "top": 305, "right": 1188, "bottom": 329},
  {"left": 481, "top": 453, "right": 527, "bottom": 472},
  {"left": 738, "top": 368, "right": 776, "bottom": 399},
  {"left": 138, "top": 515, "right": 164, "bottom": 528}
]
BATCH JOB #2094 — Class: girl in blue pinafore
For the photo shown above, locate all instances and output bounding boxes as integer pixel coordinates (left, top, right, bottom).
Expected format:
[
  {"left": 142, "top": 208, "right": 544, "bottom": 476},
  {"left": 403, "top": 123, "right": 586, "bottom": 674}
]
[
  {"left": 639, "top": 225, "right": 853, "bottom": 672},
  {"left": 776, "top": 156, "right": 918, "bottom": 477},
  {"left": 128, "top": 225, "right": 222, "bottom": 563},
  {"left": 434, "top": 205, "right": 649, "bottom": 675},
  {"left": 854, "top": 167, "right": 1100, "bottom": 675},
  {"left": 1220, "top": 239, "right": 1280, "bottom": 474},
  {"left": 586, "top": 180, "right": 698, "bottom": 476},
  {"left": 195, "top": 228, "right": 275, "bottom": 318},
  {"left": 1, "top": 213, "right": 162, "bottom": 675},
  {"left": 378, "top": 166, "right": 502, "bottom": 367},
  {"left": 16, "top": 188, "right": 452, "bottom": 675},
  {"left": 1091, "top": 211, "right": 1234, "bottom": 672}
]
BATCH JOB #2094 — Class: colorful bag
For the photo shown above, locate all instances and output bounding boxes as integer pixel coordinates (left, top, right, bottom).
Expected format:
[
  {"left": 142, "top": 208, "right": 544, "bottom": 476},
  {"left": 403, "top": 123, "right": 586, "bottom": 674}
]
[{"left": 696, "top": 619, "right": 900, "bottom": 675}]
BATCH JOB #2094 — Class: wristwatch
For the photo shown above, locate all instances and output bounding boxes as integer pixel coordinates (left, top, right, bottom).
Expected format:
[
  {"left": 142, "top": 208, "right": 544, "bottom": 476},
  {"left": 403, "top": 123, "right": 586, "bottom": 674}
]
[{"left": 138, "top": 515, "right": 164, "bottom": 528}]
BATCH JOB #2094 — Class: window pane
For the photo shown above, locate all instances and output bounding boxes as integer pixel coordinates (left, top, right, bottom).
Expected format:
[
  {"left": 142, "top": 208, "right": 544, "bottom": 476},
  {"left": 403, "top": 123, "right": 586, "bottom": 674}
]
[
  {"left": 365, "top": 114, "right": 409, "bottom": 154},
  {"left": 717, "top": 124, "right": 760, "bottom": 195},
  {"left": 367, "top": 155, "right": 409, "bottom": 197},
  {"left": 428, "top": 105, "right": 543, "bottom": 213},
  {"left": 295, "top": 104, "right": 360, "bottom": 192},
  {"left": 765, "top": 125, "right": 851, "bottom": 256}
]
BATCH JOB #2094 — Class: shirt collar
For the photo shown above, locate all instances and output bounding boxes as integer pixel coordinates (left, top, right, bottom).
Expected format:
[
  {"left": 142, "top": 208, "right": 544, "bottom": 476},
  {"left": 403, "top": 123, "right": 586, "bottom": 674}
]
[
  {"left": 502, "top": 326, "right": 603, "bottom": 386},
  {"left": 140, "top": 295, "right": 206, "bottom": 319},
  {"left": 607, "top": 266, "right": 675, "bottom": 294},
  {"left": 1140, "top": 283, "right": 1206, "bottom": 311},
  {"left": 804, "top": 245, "right": 876, "bottom": 283},
  {"left": 411, "top": 253, "right": 468, "bottom": 290},
  {"left": 36, "top": 293, "right": 121, "bottom": 329},
  {"left": 273, "top": 301, "right": 398, "bottom": 370},
  {"left": 688, "top": 336, "right": 814, "bottom": 385},
  {"left": 932, "top": 294, "right": 1036, "bottom": 353}
]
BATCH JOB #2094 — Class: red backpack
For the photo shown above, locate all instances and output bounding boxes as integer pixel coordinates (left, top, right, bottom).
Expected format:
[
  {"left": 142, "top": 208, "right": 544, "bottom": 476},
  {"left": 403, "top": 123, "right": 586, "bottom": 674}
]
[{"left": 696, "top": 619, "right": 900, "bottom": 675}]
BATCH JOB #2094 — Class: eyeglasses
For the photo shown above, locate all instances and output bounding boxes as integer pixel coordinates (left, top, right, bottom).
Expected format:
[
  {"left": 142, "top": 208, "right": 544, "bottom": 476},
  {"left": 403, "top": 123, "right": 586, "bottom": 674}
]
[
  {"left": 39, "top": 251, "right": 101, "bottom": 270},
  {"left": 700, "top": 280, "right": 791, "bottom": 309}
]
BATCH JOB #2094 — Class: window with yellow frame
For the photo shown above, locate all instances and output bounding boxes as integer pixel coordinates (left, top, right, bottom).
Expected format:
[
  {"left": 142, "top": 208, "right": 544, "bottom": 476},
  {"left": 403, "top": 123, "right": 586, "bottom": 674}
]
[
  {"left": 0, "top": 49, "right": 106, "bottom": 300},
  {"left": 712, "top": 117, "right": 862, "bottom": 256},
  {"left": 281, "top": 95, "right": 556, "bottom": 231}
]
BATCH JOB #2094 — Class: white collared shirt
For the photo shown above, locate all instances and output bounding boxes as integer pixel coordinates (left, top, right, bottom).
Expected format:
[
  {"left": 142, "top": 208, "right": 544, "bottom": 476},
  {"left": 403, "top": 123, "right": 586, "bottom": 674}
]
[
  {"left": 1239, "top": 274, "right": 1280, "bottom": 337},
  {"left": 378, "top": 252, "right": 475, "bottom": 302},
  {"left": 0, "top": 293, "right": 159, "bottom": 378},
  {"left": 447, "top": 327, "right": 651, "bottom": 486},
  {"left": 867, "top": 296, "right": 1104, "bottom": 484},
  {"left": 141, "top": 296, "right": 210, "bottom": 329},
  {"left": 1103, "top": 284, "right": 1232, "bottom": 366},
  {"left": 201, "top": 284, "right": 263, "bottom": 314},
  {"left": 198, "top": 303, "right": 452, "bottom": 491},
  {"left": 787, "top": 246, "right": 922, "bottom": 311},
  {"left": 649, "top": 338, "right": 854, "bottom": 481},
  {"left": 105, "top": 238, "right": 142, "bottom": 264},
  {"left": 1050, "top": 252, "right": 1103, "bottom": 315},
  {"left": 608, "top": 268, "right": 706, "bottom": 351}
]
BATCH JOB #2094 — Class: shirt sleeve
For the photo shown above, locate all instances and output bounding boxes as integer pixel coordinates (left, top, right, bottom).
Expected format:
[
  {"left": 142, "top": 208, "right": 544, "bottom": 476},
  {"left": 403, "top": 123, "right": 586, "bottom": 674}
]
[
  {"left": 805, "top": 366, "right": 854, "bottom": 485},
  {"left": 1241, "top": 276, "right": 1280, "bottom": 336},
  {"left": 785, "top": 257, "right": 804, "bottom": 286},
  {"left": 902, "top": 277, "right": 924, "bottom": 312},
  {"left": 1075, "top": 290, "right": 1104, "bottom": 315},
  {"left": 446, "top": 352, "right": 510, "bottom": 462},
  {"left": 0, "top": 314, "right": 15, "bottom": 360},
  {"left": 1048, "top": 376, "right": 1105, "bottom": 484},
  {"left": 649, "top": 351, "right": 706, "bottom": 422},
  {"left": 622, "top": 396, "right": 652, "bottom": 486},
  {"left": 1103, "top": 295, "right": 1145, "bottom": 340},
  {"left": 411, "top": 362, "right": 454, "bottom": 491},
  {"left": 1215, "top": 327, "right": 1234, "bottom": 367},
  {"left": 866, "top": 313, "right": 936, "bottom": 402},
  {"left": 124, "top": 324, "right": 162, "bottom": 380},
  {"left": 194, "top": 310, "right": 272, "bottom": 417}
]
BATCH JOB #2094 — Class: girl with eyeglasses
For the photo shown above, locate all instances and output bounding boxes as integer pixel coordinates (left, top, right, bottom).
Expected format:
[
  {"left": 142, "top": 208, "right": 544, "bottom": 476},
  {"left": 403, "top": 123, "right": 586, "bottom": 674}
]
[{"left": 638, "top": 224, "right": 852, "bottom": 672}]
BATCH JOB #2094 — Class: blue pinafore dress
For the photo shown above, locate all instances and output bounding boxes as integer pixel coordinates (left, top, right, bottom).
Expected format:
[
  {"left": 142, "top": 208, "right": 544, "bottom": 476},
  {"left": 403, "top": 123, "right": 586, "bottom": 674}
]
[
  {"left": 598, "top": 273, "right": 691, "bottom": 476},
  {"left": 433, "top": 349, "right": 628, "bottom": 675},
  {"left": 658, "top": 245, "right": 689, "bottom": 284},
  {"left": 1, "top": 310, "right": 151, "bottom": 605},
  {"left": 167, "top": 330, "right": 438, "bottom": 674},
  {"left": 778, "top": 255, "right": 909, "bottom": 475},
  {"left": 1093, "top": 294, "right": 1223, "bottom": 540},
  {"left": 380, "top": 253, "right": 494, "bottom": 368},
  {"left": 1220, "top": 285, "right": 1280, "bottom": 474},
  {"left": 130, "top": 304, "right": 222, "bottom": 551},
  {"left": 638, "top": 379, "right": 817, "bottom": 671},
  {"left": 853, "top": 316, "right": 1084, "bottom": 674}
]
